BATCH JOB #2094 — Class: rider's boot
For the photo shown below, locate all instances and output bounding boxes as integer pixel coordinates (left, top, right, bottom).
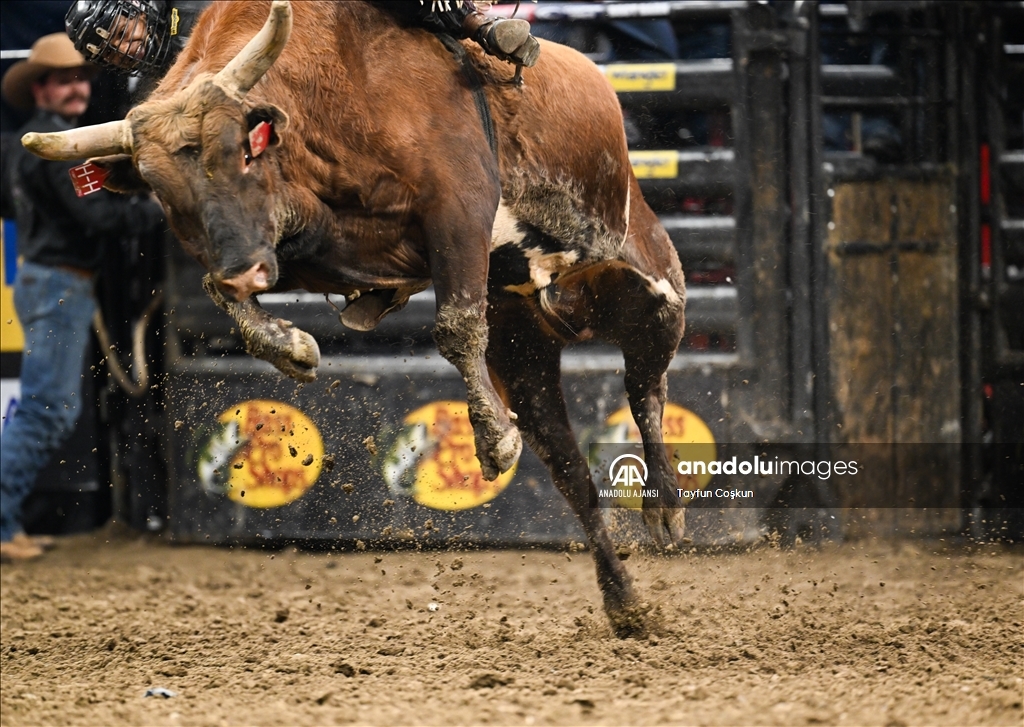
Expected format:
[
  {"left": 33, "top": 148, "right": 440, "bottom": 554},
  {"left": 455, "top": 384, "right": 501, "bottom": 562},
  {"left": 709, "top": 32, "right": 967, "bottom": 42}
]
[{"left": 460, "top": 11, "right": 540, "bottom": 67}]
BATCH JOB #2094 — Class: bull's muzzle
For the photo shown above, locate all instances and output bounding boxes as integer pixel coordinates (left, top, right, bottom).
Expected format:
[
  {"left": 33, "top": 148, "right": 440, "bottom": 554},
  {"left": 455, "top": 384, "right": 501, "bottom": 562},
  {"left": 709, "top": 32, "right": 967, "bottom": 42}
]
[{"left": 216, "top": 261, "right": 275, "bottom": 301}]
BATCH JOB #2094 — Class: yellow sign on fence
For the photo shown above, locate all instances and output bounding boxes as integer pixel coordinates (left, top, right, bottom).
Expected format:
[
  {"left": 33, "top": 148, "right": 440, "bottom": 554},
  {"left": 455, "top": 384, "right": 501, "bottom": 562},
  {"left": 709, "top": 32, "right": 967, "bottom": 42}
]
[
  {"left": 199, "top": 400, "right": 325, "bottom": 509},
  {"left": 0, "top": 220, "right": 24, "bottom": 354},
  {"left": 605, "top": 63, "right": 677, "bottom": 92},
  {"left": 629, "top": 151, "right": 679, "bottom": 179},
  {"left": 381, "top": 401, "right": 517, "bottom": 511}
]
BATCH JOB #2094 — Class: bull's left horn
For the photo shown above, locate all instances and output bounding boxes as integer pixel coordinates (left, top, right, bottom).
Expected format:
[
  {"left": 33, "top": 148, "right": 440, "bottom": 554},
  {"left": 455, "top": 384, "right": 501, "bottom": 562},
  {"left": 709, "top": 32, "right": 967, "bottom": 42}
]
[
  {"left": 214, "top": 0, "right": 293, "bottom": 101},
  {"left": 22, "top": 119, "right": 133, "bottom": 161}
]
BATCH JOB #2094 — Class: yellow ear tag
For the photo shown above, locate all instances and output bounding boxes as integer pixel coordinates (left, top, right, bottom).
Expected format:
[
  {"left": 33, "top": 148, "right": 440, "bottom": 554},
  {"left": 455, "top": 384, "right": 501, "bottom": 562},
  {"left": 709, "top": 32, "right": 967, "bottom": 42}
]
[{"left": 170, "top": 8, "right": 180, "bottom": 36}]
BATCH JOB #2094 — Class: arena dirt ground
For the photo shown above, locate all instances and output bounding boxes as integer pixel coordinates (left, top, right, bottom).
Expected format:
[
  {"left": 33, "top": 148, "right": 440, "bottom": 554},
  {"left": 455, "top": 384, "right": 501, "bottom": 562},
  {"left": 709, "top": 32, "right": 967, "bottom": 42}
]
[{"left": 1, "top": 529, "right": 1021, "bottom": 727}]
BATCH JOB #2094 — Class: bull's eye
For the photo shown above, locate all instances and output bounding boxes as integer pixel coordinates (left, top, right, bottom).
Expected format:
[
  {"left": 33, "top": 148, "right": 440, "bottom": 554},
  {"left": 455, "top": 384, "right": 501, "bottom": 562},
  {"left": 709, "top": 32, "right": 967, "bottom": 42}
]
[{"left": 244, "top": 150, "right": 253, "bottom": 165}]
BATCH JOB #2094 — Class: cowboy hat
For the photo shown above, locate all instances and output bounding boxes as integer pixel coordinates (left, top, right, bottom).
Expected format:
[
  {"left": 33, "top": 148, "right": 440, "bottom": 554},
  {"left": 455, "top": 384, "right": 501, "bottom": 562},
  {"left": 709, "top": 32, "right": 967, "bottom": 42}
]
[{"left": 2, "top": 33, "right": 97, "bottom": 111}]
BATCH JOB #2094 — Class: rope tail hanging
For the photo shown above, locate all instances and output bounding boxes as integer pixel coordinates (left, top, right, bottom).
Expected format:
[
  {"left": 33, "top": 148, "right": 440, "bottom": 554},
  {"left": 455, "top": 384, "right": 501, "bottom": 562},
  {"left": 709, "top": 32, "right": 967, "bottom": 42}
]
[{"left": 92, "top": 292, "right": 163, "bottom": 398}]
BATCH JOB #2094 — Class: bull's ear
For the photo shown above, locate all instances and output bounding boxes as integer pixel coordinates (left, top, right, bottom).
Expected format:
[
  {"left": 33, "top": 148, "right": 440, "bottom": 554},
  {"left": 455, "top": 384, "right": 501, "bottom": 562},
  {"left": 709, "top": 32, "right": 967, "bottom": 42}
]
[
  {"left": 89, "top": 154, "right": 152, "bottom": 194},
  {"left": 246, "top": 104, "right": 289, "bottom": 147}
]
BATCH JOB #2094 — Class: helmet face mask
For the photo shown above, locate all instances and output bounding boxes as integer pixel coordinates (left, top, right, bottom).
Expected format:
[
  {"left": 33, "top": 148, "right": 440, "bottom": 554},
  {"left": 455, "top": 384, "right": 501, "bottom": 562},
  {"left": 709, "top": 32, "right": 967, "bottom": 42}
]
[{"left": 66, "top": 0, "right": 171, "bottom": 75}]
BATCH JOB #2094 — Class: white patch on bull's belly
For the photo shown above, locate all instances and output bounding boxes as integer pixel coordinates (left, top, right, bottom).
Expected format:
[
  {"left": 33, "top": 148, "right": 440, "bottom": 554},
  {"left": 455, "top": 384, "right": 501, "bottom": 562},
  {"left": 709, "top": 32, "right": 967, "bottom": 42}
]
[
  {"left": 638, "top": 271, "right": 682, "bottom": 305},
  {"left": 502, "top": 249, "right": 580, "bottom": 297},
  {"left": 490, "top": 196, "right": 594, "bottom": 296},
  {"left": 491, "top": 198, "right": 524, "bottom": 249},
  {"left": 526, "top": 248, "right": 579, "bottom": 289}
]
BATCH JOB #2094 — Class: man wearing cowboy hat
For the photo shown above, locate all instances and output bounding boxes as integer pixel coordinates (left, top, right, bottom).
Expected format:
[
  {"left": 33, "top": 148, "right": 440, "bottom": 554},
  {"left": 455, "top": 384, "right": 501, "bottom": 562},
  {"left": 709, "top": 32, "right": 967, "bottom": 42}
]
[{"left": 0, "top": 33, "right": 164, "bottom": 562}]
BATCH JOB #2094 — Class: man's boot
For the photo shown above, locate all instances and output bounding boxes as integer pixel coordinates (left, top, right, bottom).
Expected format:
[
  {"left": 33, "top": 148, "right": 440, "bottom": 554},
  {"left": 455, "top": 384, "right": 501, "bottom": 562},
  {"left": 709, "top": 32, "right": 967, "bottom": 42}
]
[
  {"left": 0, "top": 535, "right": 44, "bottom": 563},
  {"left": 14, "top": 531, "right": 56, "bottom": 550},
  {"left": 461, "top": 12, "right": 540, "bottom": 68}
]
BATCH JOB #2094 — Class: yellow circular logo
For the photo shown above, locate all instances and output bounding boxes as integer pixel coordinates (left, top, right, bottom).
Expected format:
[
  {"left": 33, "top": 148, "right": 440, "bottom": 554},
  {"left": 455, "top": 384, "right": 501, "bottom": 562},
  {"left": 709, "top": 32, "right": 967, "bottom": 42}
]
[
  {"left": 199, "top": 400, "right": 324, "bottom": 508},
  {"left": 598, "top": 403, "right": 716, "bottom": 508},
  {"left": 381, "top": 401, "right": 516, "bottom": 510}
]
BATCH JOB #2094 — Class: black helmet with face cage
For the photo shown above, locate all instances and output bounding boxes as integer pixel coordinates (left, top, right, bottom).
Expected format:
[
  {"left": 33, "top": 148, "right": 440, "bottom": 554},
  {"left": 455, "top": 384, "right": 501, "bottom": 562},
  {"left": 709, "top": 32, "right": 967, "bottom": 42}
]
[{"left": 66, "top": 0, "right": 171, "bottom": 75}]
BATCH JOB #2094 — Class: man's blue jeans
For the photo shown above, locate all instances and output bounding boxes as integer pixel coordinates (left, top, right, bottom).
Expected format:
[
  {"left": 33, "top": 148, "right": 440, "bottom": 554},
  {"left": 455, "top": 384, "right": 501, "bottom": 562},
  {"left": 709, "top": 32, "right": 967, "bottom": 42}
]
[{"left": 0, "top": 261, "right": 95, "bottom": 542}]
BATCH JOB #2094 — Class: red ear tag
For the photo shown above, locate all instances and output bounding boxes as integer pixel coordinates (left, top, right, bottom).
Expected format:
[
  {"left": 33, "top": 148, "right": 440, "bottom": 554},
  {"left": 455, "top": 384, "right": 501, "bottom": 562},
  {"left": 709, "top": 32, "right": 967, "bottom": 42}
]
[
  {"left": 249, "top": 121, "right": 272, "bottom": 158},
  {"left": 69, "top": 161, "right": 109, "bottom": 197}
]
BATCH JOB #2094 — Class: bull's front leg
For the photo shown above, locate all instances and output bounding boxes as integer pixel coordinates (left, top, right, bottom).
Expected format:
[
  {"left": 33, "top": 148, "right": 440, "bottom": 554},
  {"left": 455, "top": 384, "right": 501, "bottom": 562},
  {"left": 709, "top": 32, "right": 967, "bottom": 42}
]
[
  {"left": 434, "top": 296, "right": 522, "bottom": 480},
  {"left": 426, "top": 203, "right": 522, "bottom": 481},
  {"left": 202, "top": 275, "right": 320, "bottom": 381}
]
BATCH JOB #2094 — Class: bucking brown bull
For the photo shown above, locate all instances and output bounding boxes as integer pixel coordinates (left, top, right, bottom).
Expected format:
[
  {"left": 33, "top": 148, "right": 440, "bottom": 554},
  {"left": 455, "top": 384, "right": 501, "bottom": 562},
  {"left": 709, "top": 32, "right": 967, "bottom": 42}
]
[{"left": 23, "top": 0, "right": 688, "bottom": 636}]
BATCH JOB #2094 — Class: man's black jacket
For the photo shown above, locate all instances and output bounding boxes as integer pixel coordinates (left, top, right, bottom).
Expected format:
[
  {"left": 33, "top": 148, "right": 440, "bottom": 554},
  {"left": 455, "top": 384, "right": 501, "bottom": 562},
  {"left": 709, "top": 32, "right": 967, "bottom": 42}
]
[{"left": 9, "top": 111, "right": 163, "bottom": 272}]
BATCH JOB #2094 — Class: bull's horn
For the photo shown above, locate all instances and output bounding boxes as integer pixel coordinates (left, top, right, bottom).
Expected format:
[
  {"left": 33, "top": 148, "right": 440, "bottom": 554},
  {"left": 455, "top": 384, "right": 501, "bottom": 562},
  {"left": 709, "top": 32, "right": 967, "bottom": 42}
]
[
  {"left": 21, "top": 120, "right": 133, "bottom": 161},
  {"left": 214, "top": 0, "right": 292, "bottom": 101}
]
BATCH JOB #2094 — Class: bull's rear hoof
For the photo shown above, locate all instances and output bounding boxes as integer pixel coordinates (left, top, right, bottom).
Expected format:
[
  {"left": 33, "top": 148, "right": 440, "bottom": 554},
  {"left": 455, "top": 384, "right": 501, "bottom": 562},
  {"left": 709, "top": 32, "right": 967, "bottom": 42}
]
[
  {"left": 642, "top": 507, "right": 686, "bottom": 549},
  {"left": 606, "top": 600, "right": 650, "bottom": 639}
]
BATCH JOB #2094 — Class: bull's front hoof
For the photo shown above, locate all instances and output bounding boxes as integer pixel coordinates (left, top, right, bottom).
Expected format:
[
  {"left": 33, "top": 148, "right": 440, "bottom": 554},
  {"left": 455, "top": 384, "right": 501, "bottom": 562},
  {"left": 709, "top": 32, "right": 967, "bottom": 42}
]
[
  {"left": 642, "top": 507, "right": 686, "bottom": 549},
  {"left": 477, "top": 426, "right": 523, "bottom": 481},
  {"left": 493, "top": 426, "right": 522, "bottom": 474},
  {"left": 268, "top": 327, "right": 320, "bottom": 382}
]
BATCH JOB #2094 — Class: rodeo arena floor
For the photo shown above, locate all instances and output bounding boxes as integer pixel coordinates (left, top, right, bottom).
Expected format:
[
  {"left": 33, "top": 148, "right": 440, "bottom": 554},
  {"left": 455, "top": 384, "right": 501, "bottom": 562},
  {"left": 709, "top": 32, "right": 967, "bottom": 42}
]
[{"left": 1, "top": 529, "right": 1021, "bottom": 727}]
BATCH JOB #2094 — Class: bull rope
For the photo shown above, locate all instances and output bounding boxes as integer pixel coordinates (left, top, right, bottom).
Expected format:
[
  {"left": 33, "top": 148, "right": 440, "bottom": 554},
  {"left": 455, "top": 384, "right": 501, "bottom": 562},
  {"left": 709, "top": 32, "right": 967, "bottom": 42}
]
[{"left": 434, "top": 33, "right": 499, "bottom": 162}]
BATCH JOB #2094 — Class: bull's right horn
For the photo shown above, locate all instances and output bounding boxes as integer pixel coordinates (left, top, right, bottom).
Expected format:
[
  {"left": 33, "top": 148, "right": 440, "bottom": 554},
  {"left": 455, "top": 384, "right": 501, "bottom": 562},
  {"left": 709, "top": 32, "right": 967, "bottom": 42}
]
[
  {"left": 214, "top": 0, "right": 293, "bottom": 102},
  {"left": 22, "top": 119, "right": 133, "bottom": 161}
]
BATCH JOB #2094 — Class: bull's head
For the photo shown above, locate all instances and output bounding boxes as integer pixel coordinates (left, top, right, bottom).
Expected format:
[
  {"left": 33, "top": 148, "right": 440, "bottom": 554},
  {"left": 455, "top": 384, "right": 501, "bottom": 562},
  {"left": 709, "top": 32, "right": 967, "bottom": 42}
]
[{"left": 23, "top": 0, "right": 293, "bottom": 302}]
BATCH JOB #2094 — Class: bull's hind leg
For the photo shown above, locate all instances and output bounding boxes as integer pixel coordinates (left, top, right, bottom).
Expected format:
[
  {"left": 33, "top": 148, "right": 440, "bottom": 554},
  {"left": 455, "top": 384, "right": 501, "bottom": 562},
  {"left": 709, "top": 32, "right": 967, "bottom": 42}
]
[
  {"left": 622, "top": 342, "right": 687, "bottom": 548},
  {"left": 539, "top": 262, "right": 687, "bottom": 548},
  {"left": 486, "top": 300, "right": 647, "bottom": 637}
]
